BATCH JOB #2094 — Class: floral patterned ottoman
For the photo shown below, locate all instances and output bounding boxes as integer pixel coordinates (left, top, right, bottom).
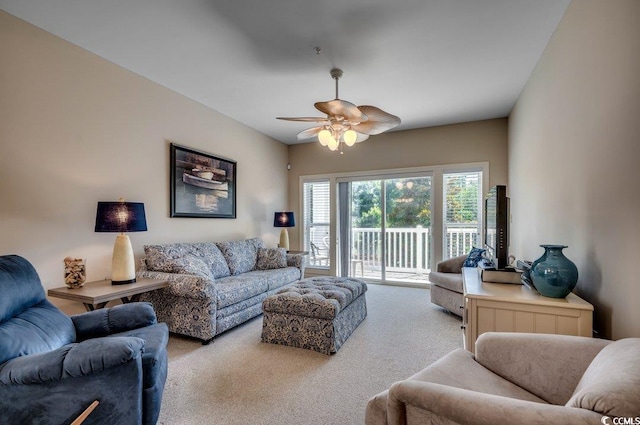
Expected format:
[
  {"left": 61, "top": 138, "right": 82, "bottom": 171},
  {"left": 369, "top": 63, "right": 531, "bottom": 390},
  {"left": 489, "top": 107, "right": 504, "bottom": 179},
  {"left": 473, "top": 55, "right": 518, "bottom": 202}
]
[{"left": 261, "top": 276, "right": 367, "bottom": 354}]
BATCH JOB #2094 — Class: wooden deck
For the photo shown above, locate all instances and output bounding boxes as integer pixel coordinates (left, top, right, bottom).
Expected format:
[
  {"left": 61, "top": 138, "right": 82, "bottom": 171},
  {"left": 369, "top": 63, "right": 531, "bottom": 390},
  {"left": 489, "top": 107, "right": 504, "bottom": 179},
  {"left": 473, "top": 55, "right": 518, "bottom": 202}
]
[
  {"left": 307, "top": 262, "right": 431, "bottom": 285},
  {"left": 355, "top": 268, "right": 430, "bottom": 285}
]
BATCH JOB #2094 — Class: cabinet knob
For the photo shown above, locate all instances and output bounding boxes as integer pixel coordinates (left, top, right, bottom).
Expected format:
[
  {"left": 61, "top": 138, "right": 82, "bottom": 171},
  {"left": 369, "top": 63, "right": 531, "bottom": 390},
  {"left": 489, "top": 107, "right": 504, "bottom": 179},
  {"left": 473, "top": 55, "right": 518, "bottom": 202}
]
[
  {"left": 460, "top": 325, "right": 466, "bottom": 330},
  {"left": 459, "top": 305, "right": 464, "bottom": 309}
]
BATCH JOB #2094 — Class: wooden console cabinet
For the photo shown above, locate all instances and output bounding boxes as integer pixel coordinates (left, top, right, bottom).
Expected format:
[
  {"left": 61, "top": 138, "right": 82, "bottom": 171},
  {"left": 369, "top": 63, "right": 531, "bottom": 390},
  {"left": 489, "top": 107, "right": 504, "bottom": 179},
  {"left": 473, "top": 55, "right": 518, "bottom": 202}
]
[{"left": 462, "top": 267, "right": 593, "bottom": 353}]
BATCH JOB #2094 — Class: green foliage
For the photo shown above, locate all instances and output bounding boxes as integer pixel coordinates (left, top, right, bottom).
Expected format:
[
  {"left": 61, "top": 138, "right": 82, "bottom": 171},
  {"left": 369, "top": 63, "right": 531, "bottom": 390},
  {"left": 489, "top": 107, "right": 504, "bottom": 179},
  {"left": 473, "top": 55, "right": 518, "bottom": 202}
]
[
  {"left": 385, "top": 178, "right": 431, "bottom": 228},
  {"left": 352, "top": 178, "right": 432, "bottom": 228},
  {"left": 351, "top": 175, "right": 479, "bottom": 228},
  {"left": 445, "top": 176, "right": 479, "bottom": 223},
  {"left": 352, "top": 181, "right": 381, "bottom": 228},
  {"left": 360, "top": 205, "right": 382, "bottom": 228}
]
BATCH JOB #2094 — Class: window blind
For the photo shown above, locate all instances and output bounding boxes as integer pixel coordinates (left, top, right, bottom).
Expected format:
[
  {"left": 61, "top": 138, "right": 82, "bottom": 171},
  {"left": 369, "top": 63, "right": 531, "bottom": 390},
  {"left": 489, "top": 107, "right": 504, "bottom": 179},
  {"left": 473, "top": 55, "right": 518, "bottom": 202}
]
[
  {"left": 443, "top": 171, "right": 482, "bottom": 259},
  {"left": 303, "top": 180, "right": 330, "bottom": 268}
]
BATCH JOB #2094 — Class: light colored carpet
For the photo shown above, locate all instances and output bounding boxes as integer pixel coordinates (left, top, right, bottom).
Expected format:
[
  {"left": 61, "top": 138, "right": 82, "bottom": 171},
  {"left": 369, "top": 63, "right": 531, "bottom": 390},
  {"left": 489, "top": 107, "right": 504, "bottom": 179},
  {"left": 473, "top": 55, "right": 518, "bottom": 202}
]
[{"left": 158, "top": 284, "right": 463, "bottom": 425}]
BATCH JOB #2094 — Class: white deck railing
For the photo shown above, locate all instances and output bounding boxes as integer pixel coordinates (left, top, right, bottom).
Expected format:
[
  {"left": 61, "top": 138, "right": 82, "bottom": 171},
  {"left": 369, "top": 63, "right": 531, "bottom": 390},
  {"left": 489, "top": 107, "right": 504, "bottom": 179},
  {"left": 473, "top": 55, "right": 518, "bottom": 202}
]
[
  {"left": 445, "top": 226, "right": 481, "bottom": 259},
  {"left": 351, "top": 225, "right": 480, "bottom": 274},
  {"left": 352, "top": 227, "right": 429, "bottom": 273},
  {"left": 309, "top": 225, "right": 480, "bottom": 276}
]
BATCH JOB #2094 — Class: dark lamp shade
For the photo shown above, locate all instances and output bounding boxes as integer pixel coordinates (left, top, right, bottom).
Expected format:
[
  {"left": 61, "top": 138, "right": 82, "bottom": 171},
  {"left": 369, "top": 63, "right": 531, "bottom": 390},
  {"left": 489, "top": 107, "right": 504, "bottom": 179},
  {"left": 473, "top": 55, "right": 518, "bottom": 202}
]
[
  {"left": 274, "top": 211, "right": 295, "bottom": 228},
  {"left": 95, "top": 202, "right": 148, "bottom": 233}
]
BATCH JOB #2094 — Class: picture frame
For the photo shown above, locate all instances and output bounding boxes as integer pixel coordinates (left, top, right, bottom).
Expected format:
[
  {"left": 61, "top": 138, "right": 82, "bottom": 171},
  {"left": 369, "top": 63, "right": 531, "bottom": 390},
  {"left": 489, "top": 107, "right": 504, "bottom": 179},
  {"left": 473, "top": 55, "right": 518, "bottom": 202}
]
[{"left": 170, "top": 143, "right": 236, "bottom": 218}]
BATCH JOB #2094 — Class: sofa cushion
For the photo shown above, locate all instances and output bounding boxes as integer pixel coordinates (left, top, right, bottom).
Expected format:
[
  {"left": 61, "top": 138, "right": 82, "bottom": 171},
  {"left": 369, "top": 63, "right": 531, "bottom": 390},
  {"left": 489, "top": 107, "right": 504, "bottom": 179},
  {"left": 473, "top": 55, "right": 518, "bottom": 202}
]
[
  {"left": 463, "top": 247, "right": 486, "bottom": 267},
  {"left": 198, "top": 243, "right": 232, "bottom": 279},
  {"left": 216, "top": 292, "right": 267, "bottom": 320},
  {"left": 247, "top": 268, "right": 301, "bottom": 291},
  {"left": 566, "top": 338, "right": 640, "bottom": 416},
  {"left": 406, "top": 349, "right": 548, "bottom": 400},
  {"left": 255, "top": 248, "right": 287, "bottom": 270},
  {"left": 144, "top": 243, "right": 230, "bottom": 278},
  {"left": 216, "top": 238, "right": 264, "bottom": 275},
  {"left": 214, "top": 274, "right": 269, "bottom": 309},
  {"left": 169, "top": 255, "right": 213, "bottom": 280},
  {"left": 145, "top": 244, "right": 189, "bottom": 273},
  {"left": 366, "top": 348, "right": 546, "bottom": 425}
]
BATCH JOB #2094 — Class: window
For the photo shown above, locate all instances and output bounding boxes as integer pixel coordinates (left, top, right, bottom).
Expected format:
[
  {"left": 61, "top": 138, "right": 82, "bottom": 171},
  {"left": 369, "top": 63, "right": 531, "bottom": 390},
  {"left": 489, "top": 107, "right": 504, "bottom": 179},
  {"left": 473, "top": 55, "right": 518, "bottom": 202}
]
[
  {"left": 443, "top": 171, "right": 482, "bottom": 259},
  {"left": 303, "top": 180, "right": 330, "bottom": 268}
]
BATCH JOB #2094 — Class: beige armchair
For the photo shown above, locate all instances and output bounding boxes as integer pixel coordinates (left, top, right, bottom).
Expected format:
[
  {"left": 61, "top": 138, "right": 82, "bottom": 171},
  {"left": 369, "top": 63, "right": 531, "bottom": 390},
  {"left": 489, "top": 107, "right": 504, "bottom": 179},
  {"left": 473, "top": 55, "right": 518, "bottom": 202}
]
[
  {"left": 366, "top": 332, "right": 640, "bottom": 425},
  {"left": 429, "top": 255, "right": 466, "bottom": 316}
]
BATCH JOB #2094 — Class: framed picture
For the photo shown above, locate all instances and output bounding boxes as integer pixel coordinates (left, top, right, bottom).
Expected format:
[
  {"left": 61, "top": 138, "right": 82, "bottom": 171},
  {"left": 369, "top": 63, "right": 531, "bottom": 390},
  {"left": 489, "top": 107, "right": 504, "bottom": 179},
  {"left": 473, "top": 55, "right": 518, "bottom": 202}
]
[{"left": 170, "top": 143, "right": 236, "bottom": 218}]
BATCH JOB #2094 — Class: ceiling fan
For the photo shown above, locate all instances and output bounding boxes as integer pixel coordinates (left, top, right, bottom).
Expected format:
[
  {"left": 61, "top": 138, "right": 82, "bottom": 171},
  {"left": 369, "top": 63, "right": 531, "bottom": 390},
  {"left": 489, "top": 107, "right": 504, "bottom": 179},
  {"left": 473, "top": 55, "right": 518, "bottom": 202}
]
[{"left": 277, "top": 68, "right": 401, "bottom": 152}]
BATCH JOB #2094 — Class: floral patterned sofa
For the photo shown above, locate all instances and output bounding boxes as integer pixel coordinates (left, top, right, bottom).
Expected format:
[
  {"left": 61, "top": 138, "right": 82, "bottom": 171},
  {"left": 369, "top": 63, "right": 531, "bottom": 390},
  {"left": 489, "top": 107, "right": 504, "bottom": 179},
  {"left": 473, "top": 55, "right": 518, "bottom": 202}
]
[{"left": 137, "top": 238, "right": 306, "bottom": 343}]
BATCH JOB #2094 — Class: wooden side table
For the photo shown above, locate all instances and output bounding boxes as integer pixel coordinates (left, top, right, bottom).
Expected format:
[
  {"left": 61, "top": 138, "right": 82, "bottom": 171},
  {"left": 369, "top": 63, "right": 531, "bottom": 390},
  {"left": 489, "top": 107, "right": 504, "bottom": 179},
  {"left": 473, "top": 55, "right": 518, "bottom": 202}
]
[{"left": 48, "top": 278, "right": 169, "bottom": 311}]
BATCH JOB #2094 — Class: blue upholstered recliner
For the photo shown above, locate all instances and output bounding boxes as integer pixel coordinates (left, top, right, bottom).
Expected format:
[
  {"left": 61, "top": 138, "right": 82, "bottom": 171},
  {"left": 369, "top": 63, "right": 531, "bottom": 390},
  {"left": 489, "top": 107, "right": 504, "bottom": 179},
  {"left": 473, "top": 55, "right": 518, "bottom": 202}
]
[{"left": 0, "top": 255, "right": 169, "bottom": 425}]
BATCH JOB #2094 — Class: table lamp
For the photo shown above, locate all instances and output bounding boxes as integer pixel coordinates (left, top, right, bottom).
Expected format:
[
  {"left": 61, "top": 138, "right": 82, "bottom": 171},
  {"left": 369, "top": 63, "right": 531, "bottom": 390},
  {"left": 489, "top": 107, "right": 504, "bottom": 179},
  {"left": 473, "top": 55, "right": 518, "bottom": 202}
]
[
  {"left": 95, "top": 198, "right": 147, "bottom": 285},
  {"left": 274, "top": 211, "right": 295, "bottom": 251}
]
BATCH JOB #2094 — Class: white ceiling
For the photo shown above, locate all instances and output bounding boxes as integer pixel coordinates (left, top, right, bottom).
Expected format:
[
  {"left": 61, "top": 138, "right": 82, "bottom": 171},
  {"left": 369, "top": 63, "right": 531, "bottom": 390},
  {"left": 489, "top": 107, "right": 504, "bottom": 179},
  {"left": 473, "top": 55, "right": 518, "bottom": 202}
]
[{"left": 0, "top": 0, "right": 571, "bottom": 144}]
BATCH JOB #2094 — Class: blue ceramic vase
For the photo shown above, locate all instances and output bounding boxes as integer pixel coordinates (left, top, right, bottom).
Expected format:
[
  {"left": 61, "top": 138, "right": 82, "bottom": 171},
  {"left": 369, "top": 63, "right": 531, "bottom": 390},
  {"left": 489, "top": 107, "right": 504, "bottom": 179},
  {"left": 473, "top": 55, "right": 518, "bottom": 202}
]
[{"left": 530, "top": 245, "right": 578, "bottom": 298}]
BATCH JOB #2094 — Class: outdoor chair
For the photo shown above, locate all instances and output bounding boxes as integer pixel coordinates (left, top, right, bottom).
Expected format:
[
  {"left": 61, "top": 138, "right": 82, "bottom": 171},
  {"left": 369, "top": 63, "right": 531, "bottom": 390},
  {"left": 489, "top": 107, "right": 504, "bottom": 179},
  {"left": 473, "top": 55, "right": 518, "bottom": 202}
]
[{"left": 310, "top": 242, "right": 329, "bottom": 266}]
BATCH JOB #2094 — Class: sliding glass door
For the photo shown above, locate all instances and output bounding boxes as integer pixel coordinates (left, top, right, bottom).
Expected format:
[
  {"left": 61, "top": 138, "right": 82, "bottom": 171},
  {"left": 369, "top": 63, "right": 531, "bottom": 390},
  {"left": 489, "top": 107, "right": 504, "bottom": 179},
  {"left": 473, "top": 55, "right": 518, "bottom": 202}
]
[
  {"left": 301, "top": 163, "right": 486, "bottom": 281},
  {"left": 346, "top": 175, "right": 432, "bottom": 284},
  {"left": 350, "top": 180, "right": 383, "bottom": 280}
]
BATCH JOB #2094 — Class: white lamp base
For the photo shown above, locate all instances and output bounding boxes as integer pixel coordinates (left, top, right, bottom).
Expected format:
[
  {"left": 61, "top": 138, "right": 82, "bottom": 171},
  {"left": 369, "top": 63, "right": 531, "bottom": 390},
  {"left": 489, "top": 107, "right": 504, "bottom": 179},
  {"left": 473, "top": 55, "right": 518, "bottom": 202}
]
[
  {"left": 279, "top": 228, "right": 290, "bottom": 252},
  {"left": 111, "top": 234, "right": 136, "bottom": 285}
]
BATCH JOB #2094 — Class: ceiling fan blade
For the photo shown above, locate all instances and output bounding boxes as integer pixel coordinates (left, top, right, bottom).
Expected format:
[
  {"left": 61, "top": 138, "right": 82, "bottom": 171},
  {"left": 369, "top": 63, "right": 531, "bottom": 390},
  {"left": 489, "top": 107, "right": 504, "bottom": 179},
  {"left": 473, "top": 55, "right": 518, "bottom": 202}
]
[
  {"left": 350, "top": 105, "right": 401, "bottom": 135},
  {"left": 296, "top": 126, "right": 324, "bottom": 141},
  {"left": 355, "top": 132, "right": 370, "bottom": 143},
  {"left": 277, "top": 117, "right": 330, "bottom": 123},
  {"left": 314, "top": 100, "right": 368, "bottom": 122}
]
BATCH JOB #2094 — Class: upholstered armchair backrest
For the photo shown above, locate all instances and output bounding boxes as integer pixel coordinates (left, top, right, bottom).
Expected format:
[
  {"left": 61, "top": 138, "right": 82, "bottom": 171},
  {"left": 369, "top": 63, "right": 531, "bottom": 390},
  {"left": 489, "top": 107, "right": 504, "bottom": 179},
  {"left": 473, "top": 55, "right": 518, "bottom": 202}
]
[
  {"left": 436, "top": 255, "right": 467, "bottom": 273},
  {"left": 0, "top": 255, "right": 46, "bottom": 322},
  {"left": 566, "top": 338, "right": 640, "bottom": 417},
  {"left": 0, "top": 255, "right": 76, "bottom": 364}
]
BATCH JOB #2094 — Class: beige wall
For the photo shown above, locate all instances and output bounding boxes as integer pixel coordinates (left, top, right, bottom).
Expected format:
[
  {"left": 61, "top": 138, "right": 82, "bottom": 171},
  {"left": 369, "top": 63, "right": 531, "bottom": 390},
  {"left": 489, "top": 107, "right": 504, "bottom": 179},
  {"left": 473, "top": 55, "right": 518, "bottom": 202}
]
[
  {"left": 10, "top": 1, "right": 633, "bottom": 340},
  {"left": 0, "top": 11, "right": 288, "bottom": 313},
  {"left": 509, "top": 0, "right": 640, "bottom": 339},
  {"left": 287, "top": 118, "right": 508, "bottom": 250}
]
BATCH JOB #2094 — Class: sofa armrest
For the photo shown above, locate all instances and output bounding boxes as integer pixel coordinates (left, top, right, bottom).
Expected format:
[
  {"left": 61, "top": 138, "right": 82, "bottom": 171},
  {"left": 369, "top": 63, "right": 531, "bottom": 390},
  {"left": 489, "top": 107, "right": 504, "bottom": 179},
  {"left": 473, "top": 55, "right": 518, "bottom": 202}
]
[
  {"left": 0, "top": 336, "right": 144, "bottom": 385},
  {"left": 387, "top": 380, "right": 603, "bottom": 425},
  {"left": 137, "top": 269, "right": 216, "bottom": 300},
  {"left": 475, "top": 332, "right": 610, "bottom": 405},
  {"left": 72, "top": 302, "right": 157, "bottom": 340},
  {"left": 287, "top": 253, "right": 307, "bottom": 277},
  {"left": 436, "top": 255, "right": 467, "bottom": 273}
]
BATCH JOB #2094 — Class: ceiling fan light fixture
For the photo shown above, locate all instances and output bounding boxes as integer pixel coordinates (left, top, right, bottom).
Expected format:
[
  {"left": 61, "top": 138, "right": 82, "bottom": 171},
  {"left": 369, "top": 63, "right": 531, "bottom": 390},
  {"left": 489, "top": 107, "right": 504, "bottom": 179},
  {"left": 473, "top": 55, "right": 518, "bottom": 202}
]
[
  {"left": 328, "top": 136, "right": 339, "bottom": 151},
  {"left": 318, "top": 129, "right": 331, "bottom": 146},
  {"left": 343, "top": 129, "right": 357, "bottom": 146}
]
